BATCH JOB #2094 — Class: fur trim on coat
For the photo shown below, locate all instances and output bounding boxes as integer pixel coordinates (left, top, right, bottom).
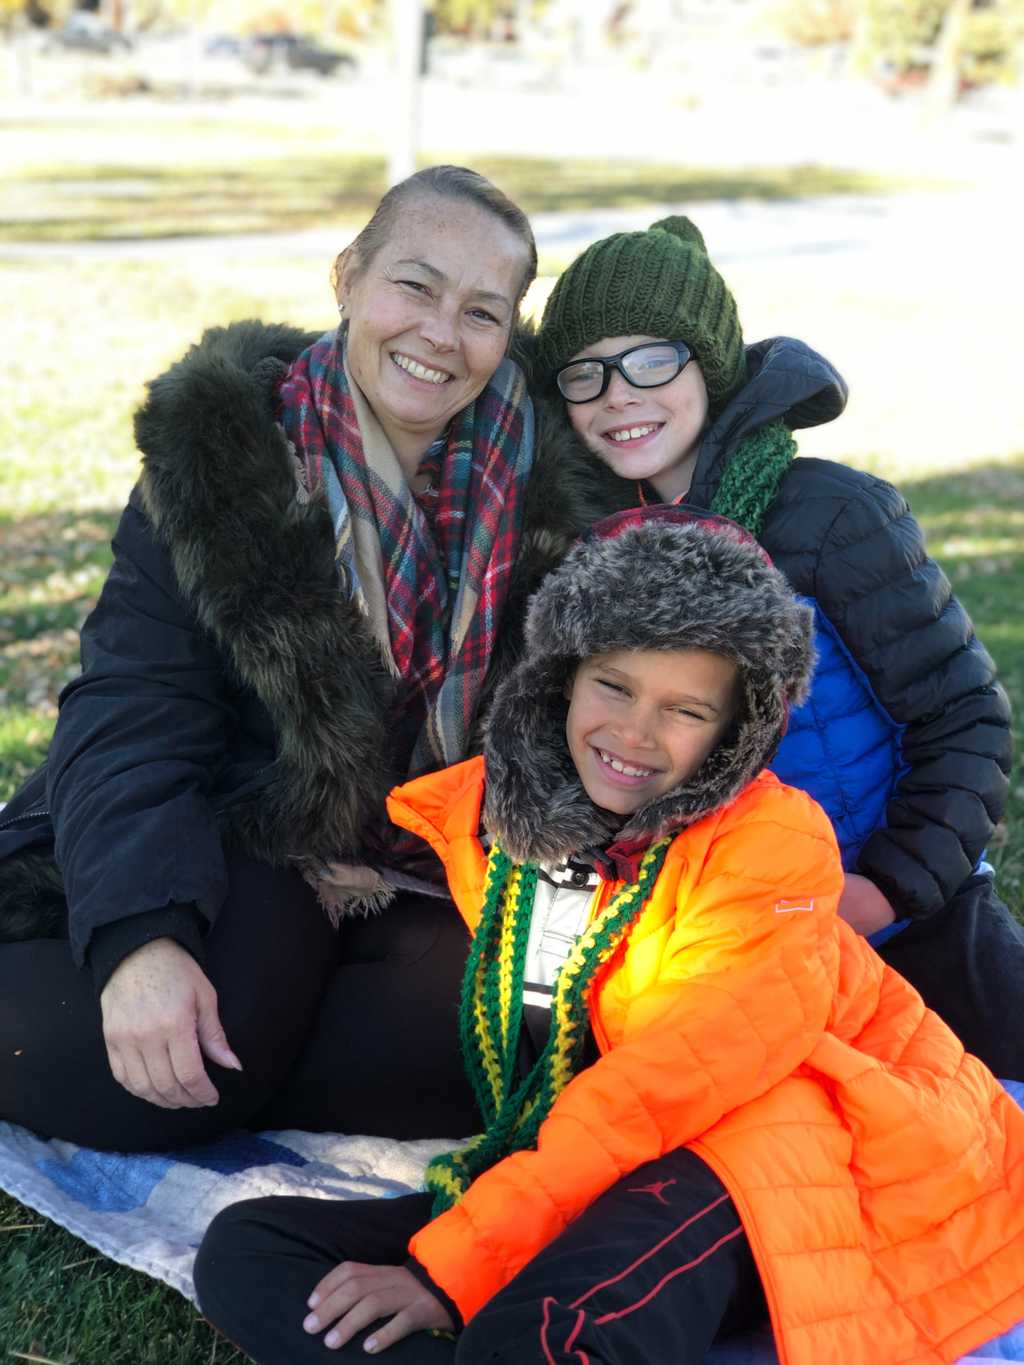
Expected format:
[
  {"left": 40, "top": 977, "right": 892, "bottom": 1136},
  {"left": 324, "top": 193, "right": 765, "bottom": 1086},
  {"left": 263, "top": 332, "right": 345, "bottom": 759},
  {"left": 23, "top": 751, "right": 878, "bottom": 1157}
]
[
  {"left": 135, "top": 319, "right": 398, "bottom": 876},
  {"left": 483, "top": 510, "right": 815, "bottom": 864},
  {"left": 134, "top": 319, "right": 634, "bottom": 872},
  {"left": 0, "top": 319, "right": 636, "bottom": 942}
]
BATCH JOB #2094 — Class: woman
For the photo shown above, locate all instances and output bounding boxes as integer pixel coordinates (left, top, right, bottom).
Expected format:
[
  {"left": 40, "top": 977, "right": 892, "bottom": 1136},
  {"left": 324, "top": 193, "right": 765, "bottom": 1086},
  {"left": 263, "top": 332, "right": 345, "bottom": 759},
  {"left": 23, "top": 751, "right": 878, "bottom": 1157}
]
[
  {"left": 530, "top": 213, "right": 1022, "bottom": 1079},
  {"left": 0, "top": 165, "right": 630, "bottom": 1150}
]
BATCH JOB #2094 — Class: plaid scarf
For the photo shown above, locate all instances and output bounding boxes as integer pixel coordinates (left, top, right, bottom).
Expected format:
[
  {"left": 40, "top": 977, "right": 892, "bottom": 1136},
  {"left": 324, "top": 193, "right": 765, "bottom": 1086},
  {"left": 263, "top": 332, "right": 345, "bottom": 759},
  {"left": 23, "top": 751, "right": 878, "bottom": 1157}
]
[{"left": 278, "top": 328, "right": 534, "bottom": 781}]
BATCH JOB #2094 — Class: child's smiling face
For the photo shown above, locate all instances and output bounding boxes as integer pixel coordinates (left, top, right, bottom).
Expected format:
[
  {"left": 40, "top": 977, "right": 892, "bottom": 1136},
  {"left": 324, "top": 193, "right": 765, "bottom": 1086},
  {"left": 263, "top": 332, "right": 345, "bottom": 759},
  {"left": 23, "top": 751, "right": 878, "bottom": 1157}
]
[
  {"left": 564, "top": 334, "right": 709, "bottom": 503},
  {"left": 566, "top": 647, "right": 739, "bottom": 817}
]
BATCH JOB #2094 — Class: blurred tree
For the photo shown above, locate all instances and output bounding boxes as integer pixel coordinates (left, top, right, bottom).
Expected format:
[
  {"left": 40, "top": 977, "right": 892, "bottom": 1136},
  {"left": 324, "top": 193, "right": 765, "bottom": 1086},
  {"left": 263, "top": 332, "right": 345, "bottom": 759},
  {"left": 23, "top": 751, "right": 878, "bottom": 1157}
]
[
  {"left": 768, "top": 0, "right": 859, "bottom": 46},
  {"left": 0, "top": 0, "right": 68, "bottom": 29},
  {"left": 772, "top": 0, "right": 1022, "bottom": 96},
  {"left": 131, "top": 0, "right": 386, "bottom": 37},
  {"left": 430, "top": 0, "right": 551, "bottom": 38},
  {"left": 852, "top": 0, "right": 1023, "bottom": 92}
]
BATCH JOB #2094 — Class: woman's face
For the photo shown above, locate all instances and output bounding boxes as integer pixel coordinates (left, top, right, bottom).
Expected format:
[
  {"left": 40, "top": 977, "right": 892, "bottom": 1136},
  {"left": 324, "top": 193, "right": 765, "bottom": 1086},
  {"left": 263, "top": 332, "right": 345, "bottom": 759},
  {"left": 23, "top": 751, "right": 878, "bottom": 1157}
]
[
  {"left": 338, "top": 195, "right": 529, "bottom": 463},
  {"left": 565, "top": 334, "right": 709, "bottom": 503}
]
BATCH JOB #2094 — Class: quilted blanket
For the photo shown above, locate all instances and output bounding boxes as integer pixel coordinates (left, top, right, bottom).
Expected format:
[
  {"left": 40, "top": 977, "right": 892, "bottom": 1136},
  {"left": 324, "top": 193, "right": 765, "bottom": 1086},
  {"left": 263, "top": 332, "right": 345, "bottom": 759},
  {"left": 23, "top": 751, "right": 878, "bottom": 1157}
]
[{"left": 1, "top": 1081, "right": 1022, "bottom": 1363}]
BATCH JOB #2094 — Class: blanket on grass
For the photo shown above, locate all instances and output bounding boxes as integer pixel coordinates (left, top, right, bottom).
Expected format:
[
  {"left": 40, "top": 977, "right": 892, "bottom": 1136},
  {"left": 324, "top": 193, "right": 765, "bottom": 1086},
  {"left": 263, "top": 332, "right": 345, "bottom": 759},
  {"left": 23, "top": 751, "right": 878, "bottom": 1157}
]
[{"left": 1, "top": 1081, "right": 1023, "bottom": 1363}]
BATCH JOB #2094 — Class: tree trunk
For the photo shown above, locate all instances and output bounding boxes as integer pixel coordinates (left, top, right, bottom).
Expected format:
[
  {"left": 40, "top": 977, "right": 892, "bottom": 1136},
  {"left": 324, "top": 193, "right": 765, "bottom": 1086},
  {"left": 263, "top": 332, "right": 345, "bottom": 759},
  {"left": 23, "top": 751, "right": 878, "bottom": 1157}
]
[{"left": 926, "top": 0, "right": 972, "bottom": 112}]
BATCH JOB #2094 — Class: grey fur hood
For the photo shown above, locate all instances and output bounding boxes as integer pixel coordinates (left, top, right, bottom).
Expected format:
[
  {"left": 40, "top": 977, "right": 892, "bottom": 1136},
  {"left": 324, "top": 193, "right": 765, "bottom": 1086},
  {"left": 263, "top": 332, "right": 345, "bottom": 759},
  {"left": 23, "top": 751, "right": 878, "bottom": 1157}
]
[{"left": 483, "top": 509, "right": 815, "bottom": 865}]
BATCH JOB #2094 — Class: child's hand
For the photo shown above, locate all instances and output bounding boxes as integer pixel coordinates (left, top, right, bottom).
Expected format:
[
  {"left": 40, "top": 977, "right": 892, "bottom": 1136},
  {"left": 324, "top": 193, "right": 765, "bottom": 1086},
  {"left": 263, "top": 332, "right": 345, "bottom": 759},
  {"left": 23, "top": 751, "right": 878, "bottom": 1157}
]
[
  {"left": 838, "top": 873, "right": 897, "bottom": 936},
  {"left": 303, "top": 1261, "right": 454, "bottom": 1353}
]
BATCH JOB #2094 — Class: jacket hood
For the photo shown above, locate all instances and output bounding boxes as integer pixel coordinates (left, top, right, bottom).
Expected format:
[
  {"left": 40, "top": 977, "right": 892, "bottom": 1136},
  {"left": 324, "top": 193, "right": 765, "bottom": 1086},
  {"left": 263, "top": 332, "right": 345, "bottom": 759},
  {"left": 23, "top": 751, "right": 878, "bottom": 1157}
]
[
  {"left": 689, "top": 336, "right": 848, "bottom": 506},
  {"left": 483, "top": 508, "right": 815, "bottom": 865}
]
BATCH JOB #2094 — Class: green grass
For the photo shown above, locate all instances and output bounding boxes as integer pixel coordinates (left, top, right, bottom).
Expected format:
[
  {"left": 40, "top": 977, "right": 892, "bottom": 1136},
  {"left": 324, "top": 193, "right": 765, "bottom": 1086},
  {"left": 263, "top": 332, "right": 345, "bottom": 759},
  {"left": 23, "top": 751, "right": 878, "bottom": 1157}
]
[
  {"left": 904, "top": 461, "right": 1024, "bottom": 909},
  {"left": 1, "top": 1198, "right": 244, "bottom": 1364},
  {"left": 1, "top": 112, "right": 942, "bottom": 243},
  {"left": 0, "top": 116, "right": 1019, "bottom": 1364}
]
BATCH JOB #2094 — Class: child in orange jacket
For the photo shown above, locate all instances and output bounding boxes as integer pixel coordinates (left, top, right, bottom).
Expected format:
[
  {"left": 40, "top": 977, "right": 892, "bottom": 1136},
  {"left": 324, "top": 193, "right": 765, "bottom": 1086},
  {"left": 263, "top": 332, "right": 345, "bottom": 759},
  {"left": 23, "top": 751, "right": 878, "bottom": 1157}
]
[{"left": 195, "top": 508, "right": 1024, "bottom": 1365}]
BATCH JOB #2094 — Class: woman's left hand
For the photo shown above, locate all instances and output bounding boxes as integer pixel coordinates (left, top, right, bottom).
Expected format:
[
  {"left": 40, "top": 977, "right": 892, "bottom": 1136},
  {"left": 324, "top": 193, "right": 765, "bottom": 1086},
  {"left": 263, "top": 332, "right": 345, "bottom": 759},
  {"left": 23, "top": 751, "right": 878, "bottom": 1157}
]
[{"left": 303, "top": 1262, "right": 454, "bottom": 1353}]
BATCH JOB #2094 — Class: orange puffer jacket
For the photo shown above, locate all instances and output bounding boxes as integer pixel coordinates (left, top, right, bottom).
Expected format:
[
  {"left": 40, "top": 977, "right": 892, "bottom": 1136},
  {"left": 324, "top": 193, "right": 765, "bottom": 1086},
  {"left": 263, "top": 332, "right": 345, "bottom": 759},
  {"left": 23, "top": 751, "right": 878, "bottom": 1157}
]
[{"left": 386, "top": 757, "right": 1024, "bottom": 1365}]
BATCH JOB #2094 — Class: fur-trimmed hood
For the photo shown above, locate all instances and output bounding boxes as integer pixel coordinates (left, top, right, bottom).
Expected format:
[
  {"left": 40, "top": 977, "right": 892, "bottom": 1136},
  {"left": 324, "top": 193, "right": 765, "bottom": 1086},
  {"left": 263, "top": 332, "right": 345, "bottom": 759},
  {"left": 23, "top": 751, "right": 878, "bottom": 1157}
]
[{"left": 483, "top": 508, "right": 815, "bottom": 865}]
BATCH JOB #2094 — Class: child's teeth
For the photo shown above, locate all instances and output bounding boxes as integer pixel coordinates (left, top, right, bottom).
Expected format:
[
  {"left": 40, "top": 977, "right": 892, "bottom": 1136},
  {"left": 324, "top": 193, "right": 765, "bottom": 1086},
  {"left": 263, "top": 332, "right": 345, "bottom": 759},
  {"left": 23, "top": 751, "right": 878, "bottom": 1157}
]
[
  {"left": 393, "top": 353, "right": 449, "bottom": 384},
  {"left": 608, "top": 425, "right": 656, "bottom": 442},
  {"left": 600, "top": 749, "right": 654, "bottom": 777}
]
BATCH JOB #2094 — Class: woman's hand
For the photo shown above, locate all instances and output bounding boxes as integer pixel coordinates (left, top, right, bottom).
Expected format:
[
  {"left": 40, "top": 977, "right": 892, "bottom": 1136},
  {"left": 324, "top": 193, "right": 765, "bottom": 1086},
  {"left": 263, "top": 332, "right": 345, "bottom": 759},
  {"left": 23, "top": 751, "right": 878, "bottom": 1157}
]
[
  {"left": 99, "top": 938, "right": 241, "bottom": 1108},
  {"left": 838, "top": 873, "right": 897, "bottom": 936},
  {"left": 303, "top": 1262, "right": 454, "bottom": 1354}
]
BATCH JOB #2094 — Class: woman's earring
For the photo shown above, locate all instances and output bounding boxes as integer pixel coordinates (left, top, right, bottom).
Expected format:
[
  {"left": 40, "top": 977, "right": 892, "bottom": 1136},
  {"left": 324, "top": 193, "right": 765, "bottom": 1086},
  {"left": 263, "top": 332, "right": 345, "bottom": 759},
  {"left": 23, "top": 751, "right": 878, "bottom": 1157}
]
[{"left": 337, "top": 300, "right": 346, "bottom": 318}]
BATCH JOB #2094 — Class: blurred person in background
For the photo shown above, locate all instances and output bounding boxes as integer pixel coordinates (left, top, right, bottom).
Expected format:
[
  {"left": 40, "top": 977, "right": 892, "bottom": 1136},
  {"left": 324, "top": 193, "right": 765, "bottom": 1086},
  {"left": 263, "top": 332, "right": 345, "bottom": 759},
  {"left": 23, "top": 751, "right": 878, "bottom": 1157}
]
[{"left": 533, "top": 213, "right": 1022, "bottom": 1079}]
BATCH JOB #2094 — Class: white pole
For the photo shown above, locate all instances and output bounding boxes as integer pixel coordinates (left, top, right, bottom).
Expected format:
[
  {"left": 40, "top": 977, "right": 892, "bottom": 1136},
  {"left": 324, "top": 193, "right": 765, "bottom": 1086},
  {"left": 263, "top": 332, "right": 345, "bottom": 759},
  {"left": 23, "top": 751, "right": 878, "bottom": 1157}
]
[{"left": 388, "top": 0, "right": 424, "bottom": 187}]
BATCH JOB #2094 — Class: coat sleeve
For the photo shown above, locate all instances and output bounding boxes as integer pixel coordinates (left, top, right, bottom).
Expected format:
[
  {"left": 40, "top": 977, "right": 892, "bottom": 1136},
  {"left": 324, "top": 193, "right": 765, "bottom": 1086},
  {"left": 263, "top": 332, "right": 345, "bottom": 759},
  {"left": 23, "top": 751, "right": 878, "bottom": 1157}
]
[
  {"left": 48, "top": 490, "right": 235, "bottom": 968},
  {"left": 812, "top": 478, "right": 1011, "bottom": 919},
  {"left": 409, "top": 786, "right": 844, "bottom": 1323}
]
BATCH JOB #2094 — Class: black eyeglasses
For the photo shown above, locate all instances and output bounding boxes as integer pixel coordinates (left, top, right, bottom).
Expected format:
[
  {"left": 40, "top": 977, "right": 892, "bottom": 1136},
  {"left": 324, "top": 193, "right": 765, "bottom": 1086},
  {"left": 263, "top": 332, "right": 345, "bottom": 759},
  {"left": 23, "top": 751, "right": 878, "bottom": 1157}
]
[{"left": 555, "top": 341, "right": 693, "bottom": 403}]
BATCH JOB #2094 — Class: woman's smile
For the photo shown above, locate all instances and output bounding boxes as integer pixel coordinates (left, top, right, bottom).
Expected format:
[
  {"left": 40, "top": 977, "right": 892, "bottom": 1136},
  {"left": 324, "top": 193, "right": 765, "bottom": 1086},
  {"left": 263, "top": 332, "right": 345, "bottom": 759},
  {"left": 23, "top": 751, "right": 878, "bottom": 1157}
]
[
  {"left": 338, "top": 196, "right": 530, "bottom": 474},
  {"left": 390, "top": 351, "right": 454, "bottom": 386}
]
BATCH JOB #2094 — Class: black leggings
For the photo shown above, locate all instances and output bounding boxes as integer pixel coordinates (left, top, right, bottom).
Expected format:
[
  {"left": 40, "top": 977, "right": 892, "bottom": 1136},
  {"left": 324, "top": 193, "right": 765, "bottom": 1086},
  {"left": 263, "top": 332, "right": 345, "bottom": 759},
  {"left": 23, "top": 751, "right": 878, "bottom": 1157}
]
[
  {"left": 0, "top": 855, "right": 479, "bottom": 1150},
  {"left": 194, "top": 1147, "right": 765, "bottom": 1365}
]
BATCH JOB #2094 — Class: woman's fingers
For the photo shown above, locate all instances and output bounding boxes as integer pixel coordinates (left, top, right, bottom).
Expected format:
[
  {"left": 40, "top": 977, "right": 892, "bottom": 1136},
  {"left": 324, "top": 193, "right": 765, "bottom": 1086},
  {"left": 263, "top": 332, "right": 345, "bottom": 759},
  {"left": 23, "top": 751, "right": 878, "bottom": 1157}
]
[
  {"left": 110, "top": 1042, "right": 178, "bottom": 1108},
  {"left": 167, "top": 1029, "right": 221, "bottom": 1106},
  {"left": 100, "top": 938, "right": 230, "bottom": 1108},
  {"left": 194, "top": 988, "right": 243, "bottom": 1074}
]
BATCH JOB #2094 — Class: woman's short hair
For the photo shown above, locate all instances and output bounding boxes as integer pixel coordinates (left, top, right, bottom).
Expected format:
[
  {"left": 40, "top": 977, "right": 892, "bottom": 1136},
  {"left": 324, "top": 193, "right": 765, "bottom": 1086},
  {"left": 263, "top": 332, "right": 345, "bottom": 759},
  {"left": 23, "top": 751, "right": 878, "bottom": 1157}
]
[{"left": 336, "top": 164, "right": 538, "bottom": 306}]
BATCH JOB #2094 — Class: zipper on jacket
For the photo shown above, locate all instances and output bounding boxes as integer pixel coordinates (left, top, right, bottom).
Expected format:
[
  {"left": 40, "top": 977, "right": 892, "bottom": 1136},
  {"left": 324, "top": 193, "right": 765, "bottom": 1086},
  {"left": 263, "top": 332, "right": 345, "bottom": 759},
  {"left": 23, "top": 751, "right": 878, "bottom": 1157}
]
[{"left": 0, "top": 805, "right": 50, "bottom": 832}]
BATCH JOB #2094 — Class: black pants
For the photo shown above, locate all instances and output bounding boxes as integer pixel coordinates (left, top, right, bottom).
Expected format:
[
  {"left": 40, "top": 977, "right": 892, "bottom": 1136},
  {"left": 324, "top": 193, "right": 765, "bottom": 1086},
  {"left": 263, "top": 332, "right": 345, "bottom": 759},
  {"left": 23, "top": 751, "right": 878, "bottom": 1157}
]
[
  {"left": 194, "top": 1148, "right": 765, "bottom": 1365},
  {"left": 877, "top": 874, "right": 1024, "bottom": 1080},
  {"left": 0, "top": 855, "right": 479, "bottom": 1149}
]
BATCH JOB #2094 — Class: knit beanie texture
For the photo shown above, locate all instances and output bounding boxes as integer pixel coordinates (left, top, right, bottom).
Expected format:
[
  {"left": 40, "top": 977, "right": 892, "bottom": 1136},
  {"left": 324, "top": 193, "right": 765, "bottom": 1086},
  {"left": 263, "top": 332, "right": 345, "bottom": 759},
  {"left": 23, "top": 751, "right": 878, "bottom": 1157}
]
[{"left": 537, "top": 215, "right": 745, "bottom": 408}]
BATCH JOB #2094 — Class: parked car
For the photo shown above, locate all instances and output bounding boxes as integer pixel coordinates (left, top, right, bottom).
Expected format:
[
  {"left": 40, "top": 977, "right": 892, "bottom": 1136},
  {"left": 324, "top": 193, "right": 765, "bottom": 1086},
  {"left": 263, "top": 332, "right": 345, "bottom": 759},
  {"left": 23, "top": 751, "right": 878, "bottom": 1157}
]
[
  {"left": 44, "top": 12, "right": 133, "bottom": 55},
  {"left": 244, "top": 33, "right": 357, "bottom": 78}
]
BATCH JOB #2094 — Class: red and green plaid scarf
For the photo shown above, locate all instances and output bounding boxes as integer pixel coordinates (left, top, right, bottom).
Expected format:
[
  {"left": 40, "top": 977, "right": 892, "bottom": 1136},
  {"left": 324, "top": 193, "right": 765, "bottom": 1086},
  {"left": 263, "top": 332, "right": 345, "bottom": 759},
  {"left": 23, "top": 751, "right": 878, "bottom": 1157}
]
[{"left": 278, "top": 327, "right": 534, "bottom": 781}]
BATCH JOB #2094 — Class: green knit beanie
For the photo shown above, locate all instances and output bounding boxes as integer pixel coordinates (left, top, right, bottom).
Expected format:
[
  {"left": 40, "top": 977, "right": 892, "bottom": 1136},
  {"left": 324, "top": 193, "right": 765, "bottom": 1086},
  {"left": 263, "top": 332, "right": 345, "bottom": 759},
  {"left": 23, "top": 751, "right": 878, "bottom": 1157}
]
[{"left": 537, "top": 215, "right": 745, "bottom": 409}]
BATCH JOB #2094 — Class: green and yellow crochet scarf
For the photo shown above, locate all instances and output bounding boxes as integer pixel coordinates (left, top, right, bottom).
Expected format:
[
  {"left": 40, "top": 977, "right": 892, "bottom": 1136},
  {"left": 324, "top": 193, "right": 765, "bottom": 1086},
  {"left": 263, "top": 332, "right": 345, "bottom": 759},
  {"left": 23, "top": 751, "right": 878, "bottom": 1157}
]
[{"left": 426, "top": 837, "right": 670, "bottom": 1216}]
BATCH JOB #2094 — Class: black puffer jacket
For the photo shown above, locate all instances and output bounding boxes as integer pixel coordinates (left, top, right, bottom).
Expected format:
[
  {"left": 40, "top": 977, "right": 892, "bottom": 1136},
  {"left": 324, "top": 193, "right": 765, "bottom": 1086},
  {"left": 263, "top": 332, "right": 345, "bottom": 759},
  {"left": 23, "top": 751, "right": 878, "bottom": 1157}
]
[
  {"left": 0, "top": 321, "right": 634, "bottom": 981},
  {"left": 686, "top": 337, "right": 1012, "bottom": 920}
]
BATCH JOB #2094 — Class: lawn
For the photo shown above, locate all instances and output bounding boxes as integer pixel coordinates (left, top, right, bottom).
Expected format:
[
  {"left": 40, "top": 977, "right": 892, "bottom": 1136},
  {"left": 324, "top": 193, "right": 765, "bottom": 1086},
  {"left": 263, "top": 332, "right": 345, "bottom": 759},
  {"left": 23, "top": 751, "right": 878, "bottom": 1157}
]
[
  {"left": 1, "top": 107, "right": 938, "bottom": 244},
  {"left": 0, "top": 112, "right": 1021, "bottom": 1364}
]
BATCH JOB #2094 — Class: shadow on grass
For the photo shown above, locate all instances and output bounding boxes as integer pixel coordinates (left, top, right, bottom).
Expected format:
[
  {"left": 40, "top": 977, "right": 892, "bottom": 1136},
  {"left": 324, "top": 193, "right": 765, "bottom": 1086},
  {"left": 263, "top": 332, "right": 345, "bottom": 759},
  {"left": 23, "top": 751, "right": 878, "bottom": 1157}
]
[
  {"left": 1, "top": 155, "right": 941, "bottom": 244},
  {"left": 0, "top": 508, "right": 119, "bottom": 601}
]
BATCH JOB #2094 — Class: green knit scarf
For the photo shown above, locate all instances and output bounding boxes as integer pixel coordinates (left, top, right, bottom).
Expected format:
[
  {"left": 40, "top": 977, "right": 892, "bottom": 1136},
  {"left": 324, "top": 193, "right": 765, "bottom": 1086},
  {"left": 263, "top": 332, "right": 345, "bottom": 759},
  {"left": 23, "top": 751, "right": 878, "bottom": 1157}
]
[
  {"left": 708, "top": 420, "right": 796, "bottom": 536},
  {"left": 425, "top": 838, "right": 671, "bottom": 1216}
]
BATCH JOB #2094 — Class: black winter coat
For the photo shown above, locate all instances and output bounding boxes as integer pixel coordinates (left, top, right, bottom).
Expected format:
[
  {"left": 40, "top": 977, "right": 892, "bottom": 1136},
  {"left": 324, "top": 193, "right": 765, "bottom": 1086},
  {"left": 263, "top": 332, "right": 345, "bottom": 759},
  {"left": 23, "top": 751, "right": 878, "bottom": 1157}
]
[
  {"left": 684, "top": 337, "right": 1012, "bottom": 920},
  {"left": 0, "top": 321, "right": 633, "bottom": 980}
]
